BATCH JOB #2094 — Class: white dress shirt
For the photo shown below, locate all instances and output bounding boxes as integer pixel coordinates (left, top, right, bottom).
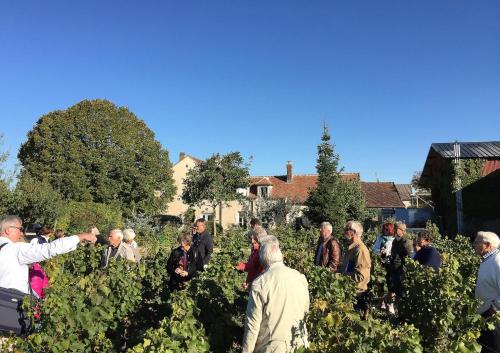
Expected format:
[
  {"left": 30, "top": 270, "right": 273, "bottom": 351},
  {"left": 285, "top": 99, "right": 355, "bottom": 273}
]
[
  {"left": 475, "top": 249, "right": 500, "bottom": 314},
  {"left": 0, "top": 235, "right": 80, "bottom": 294},
  {"left": 242, "top": 262, "right": 310, "bottom": 353}
]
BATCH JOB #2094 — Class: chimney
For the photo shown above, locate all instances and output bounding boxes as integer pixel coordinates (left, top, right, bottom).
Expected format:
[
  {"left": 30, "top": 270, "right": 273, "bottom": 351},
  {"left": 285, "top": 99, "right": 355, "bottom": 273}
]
[
  {"left": 286, "top": 161, "right": 292, "bottom": 183},
  {"left": 179, "top": 152, "right": 186, "bottom": 162}
]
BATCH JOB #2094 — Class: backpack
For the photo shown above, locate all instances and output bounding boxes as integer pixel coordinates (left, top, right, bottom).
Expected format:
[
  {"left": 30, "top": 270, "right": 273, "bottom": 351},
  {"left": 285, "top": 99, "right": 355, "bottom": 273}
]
[{"left": 0, "top": 242, "right": 35, "bottom": 336}]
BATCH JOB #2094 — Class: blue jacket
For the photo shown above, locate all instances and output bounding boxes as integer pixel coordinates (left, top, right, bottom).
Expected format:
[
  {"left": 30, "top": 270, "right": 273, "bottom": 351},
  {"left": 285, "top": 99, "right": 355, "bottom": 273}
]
[{"left": 414, "top": 246, "right": 442, "bottom": 272}]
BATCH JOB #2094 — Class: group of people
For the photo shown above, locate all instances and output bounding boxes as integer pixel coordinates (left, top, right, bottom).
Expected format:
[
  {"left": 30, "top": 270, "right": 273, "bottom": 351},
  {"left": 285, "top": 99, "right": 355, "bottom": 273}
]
[
  {"left": 314, "top": 220, "right": 443, "bottom": 316},
  {"left": 313, "top": 219, "right": 500, "bottom": 353},
  {"left": 2, "top": 213, "right": 500, "bottom": 352}
]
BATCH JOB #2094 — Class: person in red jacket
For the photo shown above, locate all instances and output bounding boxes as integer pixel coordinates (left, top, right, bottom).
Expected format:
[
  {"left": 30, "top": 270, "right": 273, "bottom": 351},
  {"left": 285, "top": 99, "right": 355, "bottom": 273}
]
[{"left": 235, "top": 227, "right": 267, "bottom": 290}]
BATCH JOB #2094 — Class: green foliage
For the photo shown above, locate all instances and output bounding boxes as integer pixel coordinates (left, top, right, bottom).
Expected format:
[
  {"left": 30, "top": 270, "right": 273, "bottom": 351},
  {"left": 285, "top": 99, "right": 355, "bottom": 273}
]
[
  {"left": 0, "top": 180, "right": 12, "bottom": 214},
  {"left": 0, "top": 133, "right": 13, "bottom": 214},
  {"left": 55, "top": 200, "right": 123, "bottom": 233},
  {"left": 453, "top": 159, "right": 484, "bottom": 192},
  {"left": 305, "top": 125, "right": 367, "bottom": 234},
  {"left": 399, "top": 255, "right": 482, "bottom": 352},
  {"left": 9, "top": 218, "right": 489, "bottom": 353},
  {"left": 124, "top": 211, "right": 162, "bottom": 238},
  {"left": 17, "top": 99, "right": 176, "bottom": 217},
  {"left": 128, "top": 290, "right": 210, "bottom": 353},
  {"left": 182, "top": 151, "right": 250, "bottom": 235},
  {"left": 396, "top": 222, "right": 484, "bottom": 352},
  {"left": 12, "top": 246, "right": 143, "bottom": 353},
  {"left": 10, "top": 173, "right": 64, "bottom": 226}
]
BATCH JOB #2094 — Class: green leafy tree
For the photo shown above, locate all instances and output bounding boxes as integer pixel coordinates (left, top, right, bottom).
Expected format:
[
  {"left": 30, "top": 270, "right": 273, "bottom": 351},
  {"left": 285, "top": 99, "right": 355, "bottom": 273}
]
[
  {"left": 305, "top": 124, "right": 367, "bottom": 234},
  {"left": 17, "top": 99, "right": 175, "bottom": 217},
  {"left": 0, "top": 134, "right": 13, "bottom": 214},
  {"left": 182, "top": 152, "right": 250, "bottom": 236},
  {"left": 55, "top": 200, "right": 123, "bottom": 233},
  {"left": 10, "top": 174, "right": 64, "bottom": 226}
]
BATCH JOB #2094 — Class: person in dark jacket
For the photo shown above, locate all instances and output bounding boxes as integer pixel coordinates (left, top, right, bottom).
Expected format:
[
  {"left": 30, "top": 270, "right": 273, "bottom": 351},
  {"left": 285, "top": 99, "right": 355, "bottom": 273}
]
[
  {"left": 414, "top": 230, "right": 441, "bottom": 272},
  {"left": 192, "top": 218, "right": 214, "bottom": 269},
  {"left": 167, "top": 232, "right": 203, "bottom": 291},
  {"left": 30, "top": 225, "right": 53, "bottom": 244},
  {"left": 387, "top": 221, "right": 413, "bottom": 313},
  {"left": 314, "top": 221, "right": 341, "bottom": 272}
]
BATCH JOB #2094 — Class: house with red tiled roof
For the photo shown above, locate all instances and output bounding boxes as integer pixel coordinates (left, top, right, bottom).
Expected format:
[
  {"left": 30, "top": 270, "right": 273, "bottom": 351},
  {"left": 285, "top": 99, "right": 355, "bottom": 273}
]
[
  {"left": 165, "top": 155, "right": 410, "bottom": 229},
  {"left": 244, "top": 162, "right": 411, "bottom": 226},
  {"left": 248, "top": 162, "right": 359, "bottom": 203}
]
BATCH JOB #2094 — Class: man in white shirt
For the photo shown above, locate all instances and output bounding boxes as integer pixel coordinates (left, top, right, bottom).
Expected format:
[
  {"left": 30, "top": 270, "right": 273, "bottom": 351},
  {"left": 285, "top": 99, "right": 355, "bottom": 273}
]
[
  {"left": 242, "top": 236, "right": 309, "bottom": 353},
  {"left": 0, "top": 215, "right": 97, "bottom": 294},
  {"left": 474, "top": 231, "right": 500, "bottom": 353}
]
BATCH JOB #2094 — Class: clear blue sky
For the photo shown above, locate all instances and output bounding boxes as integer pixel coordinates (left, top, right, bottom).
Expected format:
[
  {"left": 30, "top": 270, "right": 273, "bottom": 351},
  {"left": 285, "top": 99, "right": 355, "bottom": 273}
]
[{"left": 1, "top": 0, "right": 499, "bottom": 184}]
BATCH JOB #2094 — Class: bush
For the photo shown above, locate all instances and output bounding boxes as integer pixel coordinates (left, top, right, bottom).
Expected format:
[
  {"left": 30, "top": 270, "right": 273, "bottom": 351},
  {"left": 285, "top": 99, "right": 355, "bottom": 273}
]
[
  {"left": 8, "top": 221, "right": 491, "bottom": 353},
  {"left": 55, "top": 201, "right": 122, "bottom": 233},
  {"left": 399, "top": 255, "right": 483, "bottom": 352},
  {"left": 10, "top": 174, "right": 64, "bottom": 226},
  {"left": 13, "top": 247, "right": 143, "bottom": 353}
]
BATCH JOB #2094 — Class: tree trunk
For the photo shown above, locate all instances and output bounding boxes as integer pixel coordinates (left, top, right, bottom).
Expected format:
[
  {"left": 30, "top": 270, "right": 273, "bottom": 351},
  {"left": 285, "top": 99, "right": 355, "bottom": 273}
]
[
  {"left": 212, "top": 204, "right": 217, "bottom": 237},
  {"left": 219, "top": 203, "right": 223, "bottom": 233}
]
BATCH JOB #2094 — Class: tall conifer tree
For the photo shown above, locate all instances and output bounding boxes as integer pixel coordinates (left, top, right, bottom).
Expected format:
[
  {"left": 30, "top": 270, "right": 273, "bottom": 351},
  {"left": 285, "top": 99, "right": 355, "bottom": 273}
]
[{"left": 305, "top": 123, "right": 366, "bottom": 234}]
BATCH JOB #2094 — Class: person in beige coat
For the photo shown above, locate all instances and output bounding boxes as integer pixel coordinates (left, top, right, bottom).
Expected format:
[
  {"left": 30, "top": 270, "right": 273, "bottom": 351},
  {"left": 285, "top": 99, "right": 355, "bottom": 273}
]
[
  {"left": 339, "top": 220, "right": 371, "bottom": 317},
  {"left": 242, "top": 236, "right": 310, "bottom": 353},
  {"left": 100, "top": 229, "right": 136, "bottom": 268},
  {"left": 123, "top": 228, "right": 141, "bottom": 263}
]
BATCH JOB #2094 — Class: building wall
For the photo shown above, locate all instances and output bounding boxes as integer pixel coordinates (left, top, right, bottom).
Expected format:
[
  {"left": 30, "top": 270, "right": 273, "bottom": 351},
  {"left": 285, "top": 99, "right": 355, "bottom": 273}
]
[
  {"left": 166, "top": 157, "right": 199, "bottom": 218},
  {"left": 165, "top": 156, "right": 244, "bottom": 229}
]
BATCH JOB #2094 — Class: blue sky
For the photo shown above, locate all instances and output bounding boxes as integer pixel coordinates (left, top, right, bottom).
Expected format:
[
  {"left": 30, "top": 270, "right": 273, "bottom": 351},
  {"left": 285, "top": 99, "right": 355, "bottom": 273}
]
[{"left": 1, "top": 0, "right": 499, "bottom": 184}]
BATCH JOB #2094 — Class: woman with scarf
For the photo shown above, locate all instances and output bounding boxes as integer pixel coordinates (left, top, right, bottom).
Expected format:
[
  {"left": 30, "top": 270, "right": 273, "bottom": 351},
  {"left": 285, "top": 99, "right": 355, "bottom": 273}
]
[{"left": 372, "top": 222, "right": 396, "bottom": 313}]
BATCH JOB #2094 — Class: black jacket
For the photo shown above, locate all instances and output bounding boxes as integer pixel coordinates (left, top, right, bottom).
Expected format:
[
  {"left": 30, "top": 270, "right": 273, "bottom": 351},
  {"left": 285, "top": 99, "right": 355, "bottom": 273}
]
[
  {"left": 389, "top": 236, "right": 413, "bottom": 272},
  {"left": 167, "top": 246, "right": 203, "bottom": 291},
  {"left": 414, "top": 246, "right": 442, "bottom": 272},
  {"left": 192, "top": 231, "right": 214, "bottom": 267}
]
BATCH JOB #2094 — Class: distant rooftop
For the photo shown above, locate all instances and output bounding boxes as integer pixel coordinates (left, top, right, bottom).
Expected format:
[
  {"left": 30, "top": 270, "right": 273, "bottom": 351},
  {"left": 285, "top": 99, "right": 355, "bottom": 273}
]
[
  {"left": 430, "top": 141, "right": 500, "bottom": 159},
  {"left": 420, "top": 141, "right": 500, "bottom": 186}
]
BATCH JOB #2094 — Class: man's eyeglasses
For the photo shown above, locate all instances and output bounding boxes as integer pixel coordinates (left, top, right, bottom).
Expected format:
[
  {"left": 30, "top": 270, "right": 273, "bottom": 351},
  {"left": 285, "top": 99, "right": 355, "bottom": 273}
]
[
  {"left": 344, "top": 227, "right": 354, "bottom": 232},
  {"left": 9, "top": 226, "right": 24, "bottom": 232}
]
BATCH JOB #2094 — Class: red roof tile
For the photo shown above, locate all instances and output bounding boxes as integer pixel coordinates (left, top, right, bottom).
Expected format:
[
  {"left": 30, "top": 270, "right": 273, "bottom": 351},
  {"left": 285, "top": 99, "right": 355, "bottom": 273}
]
[
  {"left": 249, "top": 173, "right": 360, "bottom": 203},
  {"left": 360, "top": 182, "right": 405, "bottom": 208}
]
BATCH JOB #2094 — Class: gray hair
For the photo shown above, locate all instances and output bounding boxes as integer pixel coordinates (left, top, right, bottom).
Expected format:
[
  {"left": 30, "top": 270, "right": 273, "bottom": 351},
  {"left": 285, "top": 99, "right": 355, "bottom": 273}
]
[
  {"left": 259, "top": 236, "right": 283, "bottom": 268},
  {"left": 248, "top": 226, "right": 268, "bottom": 242},
  {"left": 123, "top": 228, "right": 136, "bottom": 242},
  {"left": 395, "top": 221, "right": 407, "bottom": 232},
  {"left": 110, "top": 229, "right": 124, "bottom": 241},
  {"left": 347, "top": 221, "right": 363, "bottom": 237},
  {"left": 320, "top": 222, "right": 333, "bottom": 232},
  {"left": 475, "top": 231, "right": 500, "bottom": 248},
  {"left": 178, "top": 232, "right": 193, "bottom": 245},
  {"left": 258, "top": 234, "right": 279, "bottom": 246},
  {"left": 0, "top": 215, "right": 22, "bottom": 234}
]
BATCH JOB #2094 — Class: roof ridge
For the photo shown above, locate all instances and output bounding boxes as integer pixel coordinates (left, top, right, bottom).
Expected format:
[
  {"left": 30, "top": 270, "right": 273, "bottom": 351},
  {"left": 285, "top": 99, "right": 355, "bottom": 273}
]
[{"left": 432, "top": 141, "right": 500, "bottom": 145}]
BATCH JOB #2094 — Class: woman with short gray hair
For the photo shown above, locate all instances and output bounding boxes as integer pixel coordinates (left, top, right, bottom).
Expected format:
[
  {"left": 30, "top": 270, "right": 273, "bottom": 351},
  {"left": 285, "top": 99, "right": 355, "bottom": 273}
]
[
  {"left": 166, "top": 232, "right": 203, "bottom": 291},
  {"left": 123, "top": 228, "right": 140, "bottom": 262}
]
